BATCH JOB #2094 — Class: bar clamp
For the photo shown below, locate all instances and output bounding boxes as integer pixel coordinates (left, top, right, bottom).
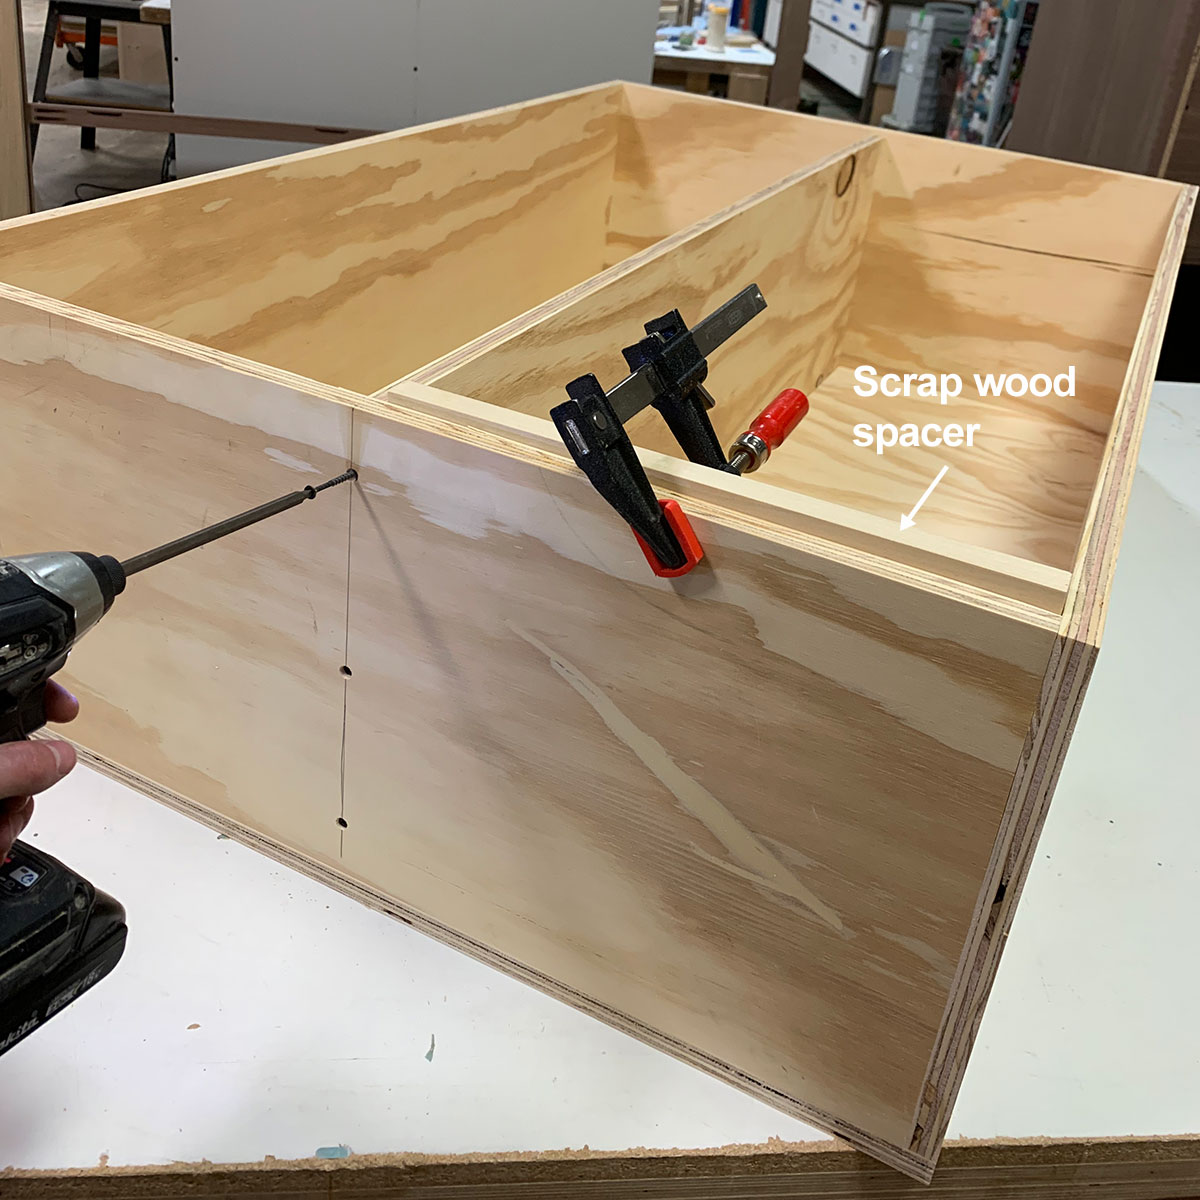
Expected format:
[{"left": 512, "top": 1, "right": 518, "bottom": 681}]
[{"left": 551, "top": 284, "right": 808, "bottom": 577}]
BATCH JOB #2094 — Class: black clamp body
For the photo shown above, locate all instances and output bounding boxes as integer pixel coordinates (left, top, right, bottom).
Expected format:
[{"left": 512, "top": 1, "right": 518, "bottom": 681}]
[{"left": 550, "top": 284, "right": 766, "bottom": 573}]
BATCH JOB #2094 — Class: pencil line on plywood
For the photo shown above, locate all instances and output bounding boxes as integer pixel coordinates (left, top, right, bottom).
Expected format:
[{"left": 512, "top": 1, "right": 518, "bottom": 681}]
[
  {"left": 339, "top": 408, "right": 358, "bottom": 856},
  {"left": 923, "top": 229, "right": 1157, "bottom": 275}
]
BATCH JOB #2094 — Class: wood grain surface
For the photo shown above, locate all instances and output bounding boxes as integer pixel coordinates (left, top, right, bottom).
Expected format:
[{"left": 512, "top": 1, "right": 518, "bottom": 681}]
[
  {"left": 913, "top": 185, "right": 1199, "bottom": 1162},
  {"left": 0, "top": 284, "right": 1063, "bottom": 1179},
  {"left": 835, "top": 124, "right": 1187, "bottom": 574},
  {"left": 378, "top": 380, "right": 1073, "bottom": 614},
  {"left": 1007, "top": 0, "right": 1200, "bottom": 179},
  {"left": 606, "top": 83, "right": 865, "bottom": 264},
  {"left": 774, "top": 349, "right": 1110, "bottom": 576},
  {"left": 0, "top": 286, "right": 353, "bottom": 862},
  {"left": 0, "top": 85, "right": 624, "bottom": 394},
  {"left": 424, "top": 140, "right": 879, "bottom": 460},
  {"left": 340, "top": 399, "right": 1058, "bottom": 1163}
]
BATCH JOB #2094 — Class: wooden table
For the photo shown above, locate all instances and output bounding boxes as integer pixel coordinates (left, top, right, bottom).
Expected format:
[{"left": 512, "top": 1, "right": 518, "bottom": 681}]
[
  {"left": 653, "top": 37, "right": 776, "bottom": 104},
  {"left": 29, "top": 0, "right": 172, "bottom": 151},
  {"left": 139, "top": 0, "right": 170, "bottom": 23}
]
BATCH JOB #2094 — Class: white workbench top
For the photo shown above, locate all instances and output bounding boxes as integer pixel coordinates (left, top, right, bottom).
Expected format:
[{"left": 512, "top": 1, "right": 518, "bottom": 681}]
[
  {"left": 2, "top": 383, "right": 1197, "bottom": 1170},
  {"left": 653, "top": 38, "right": 775, "bottom": 68}
]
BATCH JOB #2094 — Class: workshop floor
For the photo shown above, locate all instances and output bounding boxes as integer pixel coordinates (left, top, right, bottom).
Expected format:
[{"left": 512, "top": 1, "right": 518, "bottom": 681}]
[
  {"left": 21, "top": 0, "right": 167, "bottom": 211},
  {"left": 798, "top": 68, "right": 860, "bottom": 120}
]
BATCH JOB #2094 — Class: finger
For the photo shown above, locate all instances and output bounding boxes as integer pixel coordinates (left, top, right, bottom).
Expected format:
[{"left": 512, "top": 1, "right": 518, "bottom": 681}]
[
  {"left": 0, "top": 797, "right": 34, "bottom": 860},
  {"left": 0, "top": 740, "right": 76, "bottom": 802},
  {"left": 43, "top": 681, "right": 80, "bottom": 725}
]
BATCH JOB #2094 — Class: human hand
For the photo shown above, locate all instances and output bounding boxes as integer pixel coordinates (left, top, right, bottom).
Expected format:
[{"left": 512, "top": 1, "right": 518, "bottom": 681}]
[{"left": 1, "top": 683, "right": 80, "bottom": 860}]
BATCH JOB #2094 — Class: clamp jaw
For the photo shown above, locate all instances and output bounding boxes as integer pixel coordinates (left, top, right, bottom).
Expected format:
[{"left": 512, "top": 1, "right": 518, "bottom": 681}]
[{"left": 551, "top": 284, "right": 808, "bottom": 577}]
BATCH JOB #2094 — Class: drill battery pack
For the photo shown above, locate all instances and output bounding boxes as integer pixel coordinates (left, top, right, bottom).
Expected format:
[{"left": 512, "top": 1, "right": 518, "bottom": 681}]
[{"left": 0, "top": 840, "right": 127, "bottom": 1056}]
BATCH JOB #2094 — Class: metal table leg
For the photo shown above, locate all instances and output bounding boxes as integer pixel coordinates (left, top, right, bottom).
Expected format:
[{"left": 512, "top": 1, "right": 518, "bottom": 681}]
[
  {"left": 29, "top": 0, "right": 60, "bottom": 154},
  {"left": 80, "top": 11, "right": 99, "bottom": 149}
]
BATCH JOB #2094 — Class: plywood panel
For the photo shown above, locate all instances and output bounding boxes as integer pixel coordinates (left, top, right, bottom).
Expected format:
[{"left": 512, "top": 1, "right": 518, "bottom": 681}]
[
  {"left": 380, "top": 379, "right": 1072, "bottom": 614},
  {"left": 7, "top": 1136, "right": 1200, "bottom": 1199},
  {"left": 340, "top": 395, "right": 1057, "bottom": 1163},
  {"left": 0, "top": 274, "right": 1066, "bottom": 1179},
  {"left": 607, "top": 82, "right": 864, "bottom": 263},
  {"left": 0, "top": 285, "right": 352, "bottom": 862},
  {"left": 619, "top": 84, "right": 1184, "bottom": 271},
  {"left": 0, "top": 0, "right": 32, "bottom": 220},
  {"left": 0, "top": 86, "right": 624, "bottom": 394},
  {"left": 422, "top": 140, "right": 881, "bottom": 461},
  {"left": 910, "top": 186, "right": 1197, "bottom": 1163},
  {"left": 838, "top": 156, "right": 1173, "bottom": 572}
]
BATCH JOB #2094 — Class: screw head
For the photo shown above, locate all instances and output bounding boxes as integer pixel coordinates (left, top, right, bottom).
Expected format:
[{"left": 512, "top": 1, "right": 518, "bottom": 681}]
[{"left": 591, "top": 411, "right": 609, "bottom": 430}]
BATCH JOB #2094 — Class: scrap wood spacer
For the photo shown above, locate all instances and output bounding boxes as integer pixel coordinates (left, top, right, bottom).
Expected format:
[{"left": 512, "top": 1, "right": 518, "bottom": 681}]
[{"left": 550, "top": 284, "right": 809, "bottom": 578}]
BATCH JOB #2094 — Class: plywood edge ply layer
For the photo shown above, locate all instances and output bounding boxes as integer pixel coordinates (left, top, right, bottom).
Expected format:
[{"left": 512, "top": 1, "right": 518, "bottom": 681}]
[{"left": 6, "top": 1132, "right": 1200, "bottom": 1198}]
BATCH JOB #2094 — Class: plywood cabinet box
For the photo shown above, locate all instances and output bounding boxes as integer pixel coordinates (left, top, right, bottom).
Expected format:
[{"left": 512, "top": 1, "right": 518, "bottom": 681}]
[{"left": 0, "top": 83, "right": 1192, "bottom": 1179}]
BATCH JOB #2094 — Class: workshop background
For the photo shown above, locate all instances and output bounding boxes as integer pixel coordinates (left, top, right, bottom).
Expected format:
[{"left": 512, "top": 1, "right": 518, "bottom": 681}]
[{"left": 0, "top": 0, "right": 1198, "bottom": 1196}]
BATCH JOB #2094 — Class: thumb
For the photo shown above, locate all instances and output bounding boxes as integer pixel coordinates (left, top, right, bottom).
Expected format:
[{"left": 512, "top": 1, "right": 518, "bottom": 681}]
[{"left": 0, "top": 740, "right": 76, "bottom": 804}]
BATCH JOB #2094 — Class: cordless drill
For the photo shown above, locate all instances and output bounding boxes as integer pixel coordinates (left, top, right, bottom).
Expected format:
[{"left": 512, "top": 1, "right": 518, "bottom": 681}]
[{"left": 0, "top": 469, "right": 356, "bottom": 1056}]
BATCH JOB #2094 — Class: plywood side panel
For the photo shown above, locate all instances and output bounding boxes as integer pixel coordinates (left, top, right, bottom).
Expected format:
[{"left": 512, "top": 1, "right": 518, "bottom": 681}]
[
  {"left": 340, "top": 398, "right": 1057, "bottom": 1169},
  {"left": 607, "top": 82, "right": 867, "bottom": 264},
  {"left": 910, "top": 187, "right": 1198, "bottom": 1163},
  {"left": 422, "top": 141, "right": 880, "bottom": 461},
  {"left": 0, "top": 286, "right": 352, "bottom": 863},
  {"left": 0, "top": 279, "right": 1063, "bottom": 1177},
  {"left": 0, "top": 86, "right": 623, "bottom": 394},
  {"left": 617, "top": 85, "right": 1182, "bottom": 271},
  {"left": 842, "top": 195, "right": 1167, "bottom": 572}
]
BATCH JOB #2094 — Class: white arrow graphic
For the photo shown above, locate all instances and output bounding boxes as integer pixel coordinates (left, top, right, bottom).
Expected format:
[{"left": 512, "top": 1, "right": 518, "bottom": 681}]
[{"left": 900, "top": 466, "right": 948, "bottom": 531}]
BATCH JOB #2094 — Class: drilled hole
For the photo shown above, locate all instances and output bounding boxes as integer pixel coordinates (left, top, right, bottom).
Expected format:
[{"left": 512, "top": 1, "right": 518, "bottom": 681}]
[
  {"left": 835, "top": 153, "right": 857, "bottom": 198},
  {"left": 336, "top": 817, "right": 348, "bottom": 828},
  {"left": 340, "top": 665, "right": 353, "bottom": 678}
]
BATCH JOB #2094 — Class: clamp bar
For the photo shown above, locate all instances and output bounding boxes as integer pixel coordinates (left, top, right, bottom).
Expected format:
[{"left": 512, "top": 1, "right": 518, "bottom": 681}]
[
  {"left": 550, "top": 284, "right": 769, "bottom": 578},
  {"left": 606, "top": 284, "right": 767, "bottom": 425}
]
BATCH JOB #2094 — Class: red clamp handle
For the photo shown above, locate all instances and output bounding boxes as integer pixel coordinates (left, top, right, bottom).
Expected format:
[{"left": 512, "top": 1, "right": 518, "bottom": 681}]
[
  {"left": 630, "top": 390, "right": 809, "bottom": 578},
  {"left": 748, "top": 387, "right": 809, "bottom": 450}
]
